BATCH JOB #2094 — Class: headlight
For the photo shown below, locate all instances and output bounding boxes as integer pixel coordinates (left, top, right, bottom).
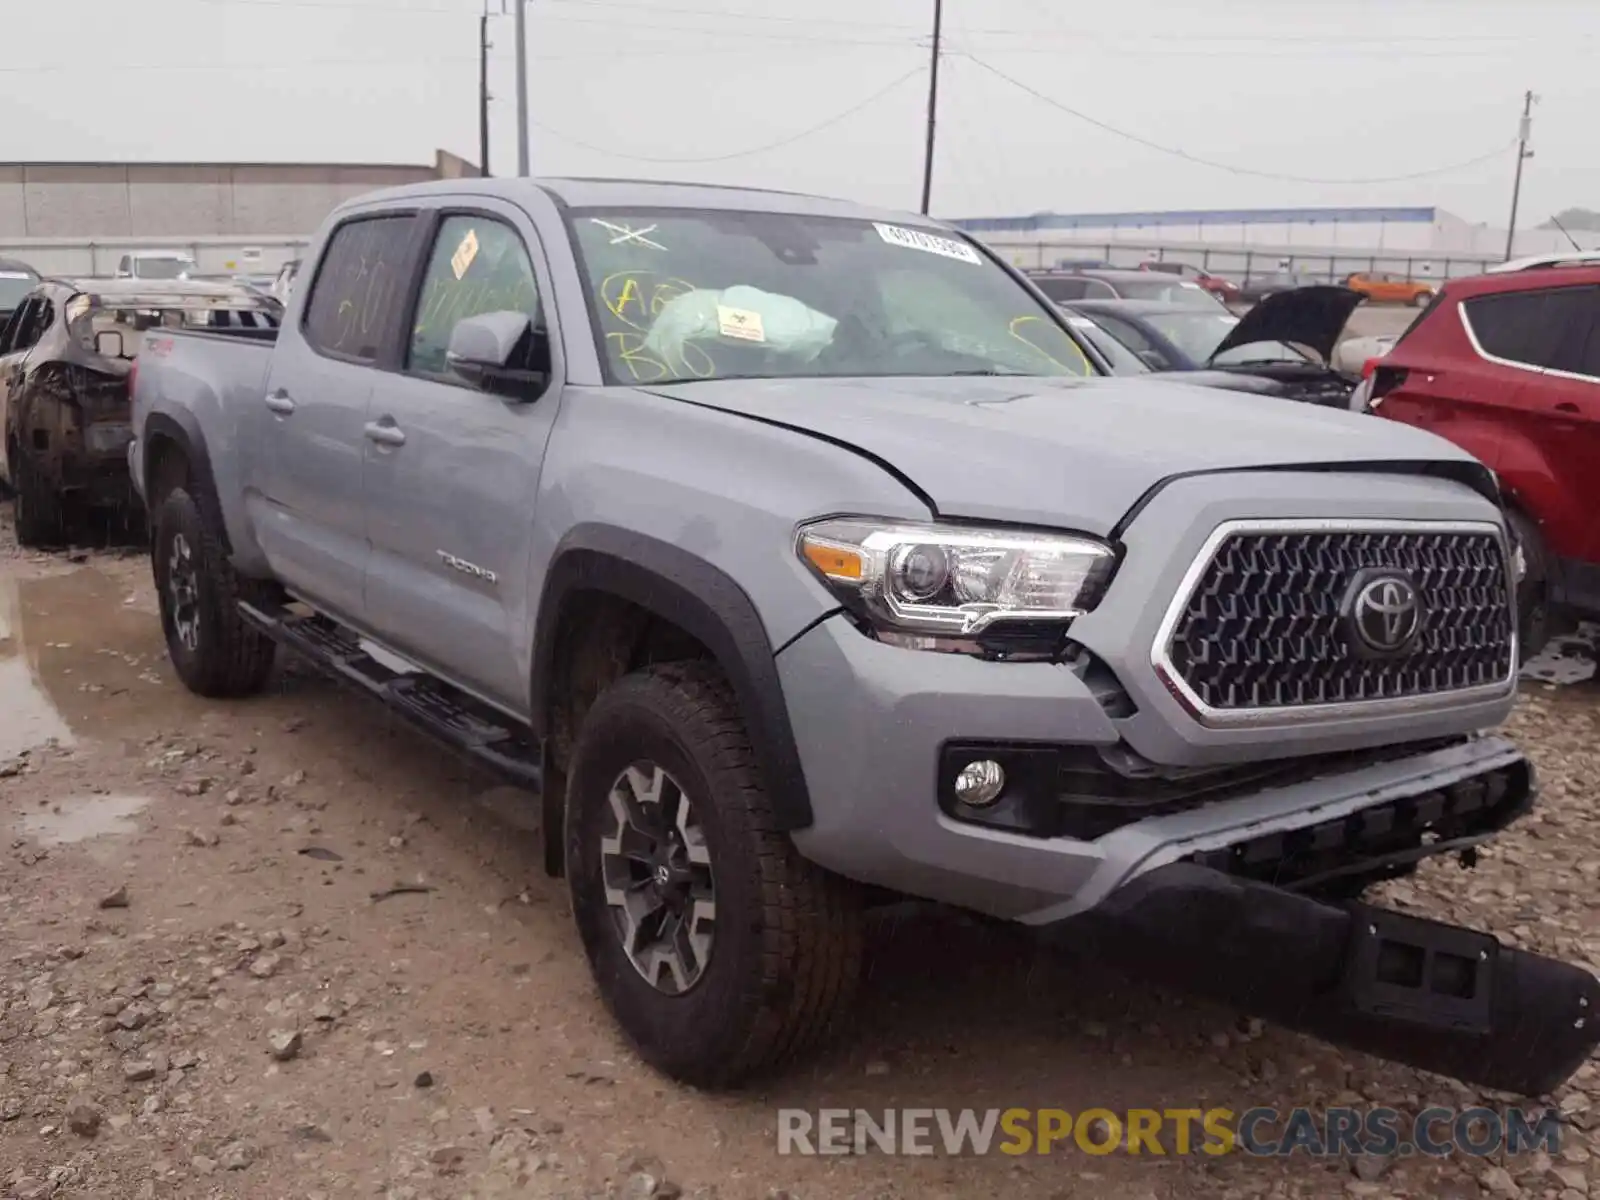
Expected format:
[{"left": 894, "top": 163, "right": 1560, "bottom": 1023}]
[{"left": 796, "top": 518, "right": 1117, "bottom": 644}]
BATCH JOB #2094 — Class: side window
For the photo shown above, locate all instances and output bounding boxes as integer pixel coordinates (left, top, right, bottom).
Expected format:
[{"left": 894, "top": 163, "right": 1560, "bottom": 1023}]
[
  {"left": 116, "top": 256, "right": 130, "bottom": 275},
  {"left": 13, "top": 300, "right": 52, "bottom": 354},
  {"left": 1543, "top": 287, "right": 1600, "bottom": 379},
  {"left": 1086, "top": 280, "right": 1117, "bottom": 299},
  {"left": 1034, "top": 277, "right": 1086, "bottom": 302},
  {"left": 302, "top": 215, "right": 415, "bottom": 362},
  {"left": 407, "top": 215, "right": 541, "bottom": 379},
  {"left": 0, "top": 299, "right": 29, "bottom": 355},
  {"left": 1092, "top": 313, "right": 1157, "bottom": 356},
  {"left": 1465, "top": 288, "right": 1591, "bottom": 369}
]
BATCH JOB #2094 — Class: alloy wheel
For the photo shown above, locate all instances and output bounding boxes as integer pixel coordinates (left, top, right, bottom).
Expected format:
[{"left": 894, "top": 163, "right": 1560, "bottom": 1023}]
[{"left": 599, "top": 762, "right": 716, "bottom": 995}]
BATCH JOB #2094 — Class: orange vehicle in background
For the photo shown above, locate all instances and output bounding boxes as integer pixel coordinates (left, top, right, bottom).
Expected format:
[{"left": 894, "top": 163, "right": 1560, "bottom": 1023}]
[{"left": 1344, "top": 271, "right": 1435, "bottom": 306}]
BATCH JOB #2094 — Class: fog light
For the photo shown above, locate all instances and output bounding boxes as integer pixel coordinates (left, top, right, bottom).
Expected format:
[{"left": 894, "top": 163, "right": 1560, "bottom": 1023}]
[{"left": 953, "top": 759, "right": 1006, "bottom": 807}]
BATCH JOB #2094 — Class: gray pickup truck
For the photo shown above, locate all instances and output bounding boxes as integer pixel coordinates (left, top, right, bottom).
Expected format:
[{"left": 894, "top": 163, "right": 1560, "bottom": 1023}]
[{"left": 128, "top": 177, "right": 1598, "bottom": 1093}]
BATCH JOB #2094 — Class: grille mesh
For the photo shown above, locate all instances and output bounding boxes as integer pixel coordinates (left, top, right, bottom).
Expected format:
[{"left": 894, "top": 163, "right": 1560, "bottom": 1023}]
[{"left": 1165, "top": 529, "right": 1514, "bottom": 712}]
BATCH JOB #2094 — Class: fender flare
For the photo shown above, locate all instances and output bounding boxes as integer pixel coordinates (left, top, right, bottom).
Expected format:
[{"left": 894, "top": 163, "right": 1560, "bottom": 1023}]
[
  {"left": 530, "top": 525, "right": 816, "bottom": 834},
  {"left": 142, "top": 409, "right": 219, "bottom": 511}
]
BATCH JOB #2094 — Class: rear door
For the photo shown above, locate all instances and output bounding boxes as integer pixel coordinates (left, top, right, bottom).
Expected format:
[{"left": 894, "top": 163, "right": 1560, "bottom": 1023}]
[
  {"left": 0, "top": 298, "right": 50, "bottom": 484},
  {"left": 1534, "top": 288, "right": 1600, "bottom": 565},
  {"left": 360, "top": 201, "right": 565, "bottom": 712},
  {"left": 251, "top": 212, "right": 422, "bottom": 624}
]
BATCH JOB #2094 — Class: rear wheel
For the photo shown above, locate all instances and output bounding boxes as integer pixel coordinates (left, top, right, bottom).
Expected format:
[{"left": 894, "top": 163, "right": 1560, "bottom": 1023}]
[
  {"left": 11, "top": 447, "right": 66, "bottom": 548},
  {"left": 1507, "top": 508, "right": 1550, "bottom": 663},
  {"left": 151, "top": 486, "right": 276, "bottom": 697},
  {"left": 1411, "top": 289, "right": 1435, "bottom": 308},
  {"left": 565, "top": 661, "right": 864, "bottom": 1088}
]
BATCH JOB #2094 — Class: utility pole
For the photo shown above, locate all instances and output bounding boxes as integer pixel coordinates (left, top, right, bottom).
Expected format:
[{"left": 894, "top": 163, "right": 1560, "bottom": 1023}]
[
  {"left": 1504, "top": 90, "right": 1536, "bottom": 261},
  {"left": 478, "top": 9, "right": 492, "bottom": 177},
  {"left": 919, "top": 0, "right": 943, "bottom": 215},
  {"left": 513, "top": 0, "right": 530, "bottom": 176}
]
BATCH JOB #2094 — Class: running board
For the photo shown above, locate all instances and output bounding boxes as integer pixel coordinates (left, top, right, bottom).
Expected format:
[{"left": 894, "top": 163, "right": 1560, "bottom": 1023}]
[{"left": 239, "top": 600, "right": 543, "bottom": 792}]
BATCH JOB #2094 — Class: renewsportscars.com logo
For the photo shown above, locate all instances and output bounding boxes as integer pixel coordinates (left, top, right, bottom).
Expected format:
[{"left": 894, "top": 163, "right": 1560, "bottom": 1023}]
[{"left": 777, "top": 1107, "right": 1562, "bottom": 1158}]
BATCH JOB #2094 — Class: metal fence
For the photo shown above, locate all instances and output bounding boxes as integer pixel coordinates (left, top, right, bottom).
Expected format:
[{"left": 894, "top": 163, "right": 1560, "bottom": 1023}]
[
  {"left": 0, "top": 235, "right": 310, "bottom": 279},
  {"left": 979, "top": 239, "right": 1509, "bottom": 285}
]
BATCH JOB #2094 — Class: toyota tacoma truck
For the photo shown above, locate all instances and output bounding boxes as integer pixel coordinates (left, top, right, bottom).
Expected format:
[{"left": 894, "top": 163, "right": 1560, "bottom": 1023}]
[{"left": 128, "top": 177, "right": 1599, "bottom": 1094}]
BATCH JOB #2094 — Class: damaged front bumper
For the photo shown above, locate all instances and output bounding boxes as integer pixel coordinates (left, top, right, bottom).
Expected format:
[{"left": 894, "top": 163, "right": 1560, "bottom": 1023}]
[{"left": 1054, "top": 860, "right": 1600, "bottom": 1096}]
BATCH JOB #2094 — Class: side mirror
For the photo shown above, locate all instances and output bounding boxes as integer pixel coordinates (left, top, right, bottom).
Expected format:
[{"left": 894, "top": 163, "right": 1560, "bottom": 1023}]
[
  {"left": 445, "top": 310, "right": 550, "bottom": 398},
  {"left": 95, "top": 330, "right": 125, "bottom": 358}
]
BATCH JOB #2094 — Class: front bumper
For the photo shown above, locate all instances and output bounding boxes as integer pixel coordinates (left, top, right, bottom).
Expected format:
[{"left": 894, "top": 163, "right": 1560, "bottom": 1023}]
[
  {"left": 779, "top": 613, "right": 1531, "bottom": 923},
  {"left": 1052, "top": 862, "right": 1600, "bottom": 1096}
]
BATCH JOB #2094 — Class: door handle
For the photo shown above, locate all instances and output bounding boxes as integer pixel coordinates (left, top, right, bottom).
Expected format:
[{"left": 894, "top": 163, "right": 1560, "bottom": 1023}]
[
  {"left": 264, "top": 389, "right": 295, "bottom": 415},
  {"left": 364, "top": 420, "right": 406, "bottom": 447},
  {"left": 1555, "top": 402, "right": 1581, "bottom": 414}
]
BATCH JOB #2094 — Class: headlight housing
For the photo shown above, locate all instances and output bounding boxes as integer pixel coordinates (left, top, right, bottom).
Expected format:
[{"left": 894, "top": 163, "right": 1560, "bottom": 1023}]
[{"left": 796, "top": 518, "right": 1117, "bottom": 645}]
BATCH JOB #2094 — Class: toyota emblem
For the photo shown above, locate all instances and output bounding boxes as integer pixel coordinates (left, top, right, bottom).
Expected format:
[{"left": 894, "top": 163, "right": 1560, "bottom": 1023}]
[{"left": 1343, "top": 570, "right": 1424, "bottom": 656}]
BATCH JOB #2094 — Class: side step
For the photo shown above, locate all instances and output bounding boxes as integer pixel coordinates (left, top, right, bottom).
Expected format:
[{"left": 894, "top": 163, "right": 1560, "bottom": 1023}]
[{"left": 239, "top": 599, "right": 542, "bottom": 792}]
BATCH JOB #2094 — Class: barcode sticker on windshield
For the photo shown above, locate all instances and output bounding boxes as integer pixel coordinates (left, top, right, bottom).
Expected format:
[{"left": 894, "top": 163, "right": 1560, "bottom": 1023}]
[{"left": 874, "top": 223, "right": 981, "bottom": 265}]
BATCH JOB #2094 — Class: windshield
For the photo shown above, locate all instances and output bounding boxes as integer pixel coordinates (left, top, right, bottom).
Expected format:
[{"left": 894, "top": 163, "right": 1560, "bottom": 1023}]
[
  {"left": 1112, "top": 279, "right": 1221, "bottom": 307},
  {"left": 135, "top": 257, "right": 193, "bottom": 280},
  {"left": 1142, "top": 310, "right": 1306, "bottom": 366},
  {"left": 569, "top": 209, "right": 1096, "bottom": 384},
  {"left": 0, "top": 271, "right": 35, "bottom": 309},
  {"left": 1062, "top": 312, "right": 1151, "bottom": 374}
]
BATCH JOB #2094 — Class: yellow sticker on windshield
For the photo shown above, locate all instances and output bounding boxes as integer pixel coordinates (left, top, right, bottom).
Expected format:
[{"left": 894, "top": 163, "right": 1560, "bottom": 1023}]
[
  {"left": 450, "top": 228, "right": 480, "bottom": 280},
  {"left": 717, "top": 305, "right": 766, "bottom": 343}
]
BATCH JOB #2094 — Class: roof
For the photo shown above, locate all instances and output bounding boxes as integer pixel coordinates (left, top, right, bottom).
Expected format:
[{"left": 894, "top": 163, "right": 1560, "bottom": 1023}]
[
  {"left": 335, "top": 176, "right": 959, "bottom": 229},
  {"left": 0, "top": 257, "right": 38, "bottom": 276},
  {"left": 1047, "top": 268, "right": 1169, "bottom": 283},
  {"left": 954, "top": 206, "right": 1440, "bottom": 234}
]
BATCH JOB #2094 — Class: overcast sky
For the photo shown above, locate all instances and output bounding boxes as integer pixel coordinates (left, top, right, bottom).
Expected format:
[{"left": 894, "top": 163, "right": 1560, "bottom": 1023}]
[{"left": 3, "top": 0, "right": 1593, "bottom": 224}]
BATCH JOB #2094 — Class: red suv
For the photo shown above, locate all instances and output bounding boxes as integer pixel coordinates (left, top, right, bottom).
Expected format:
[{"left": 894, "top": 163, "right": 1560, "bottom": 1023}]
[{"left": 1363, "top": 252, "right": 1600, "bottom": 655}]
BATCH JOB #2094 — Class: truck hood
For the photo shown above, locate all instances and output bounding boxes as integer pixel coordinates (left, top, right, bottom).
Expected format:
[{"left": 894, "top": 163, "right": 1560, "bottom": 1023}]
[
  {"left": 641, "top": 374, "right": 1483, "bottom": 534},
  {"left": 1208, "top": 285, "right": 1366, "bottom": 365}
]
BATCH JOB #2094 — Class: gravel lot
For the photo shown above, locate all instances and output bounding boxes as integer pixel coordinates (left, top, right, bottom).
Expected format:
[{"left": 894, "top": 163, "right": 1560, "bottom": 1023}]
[{"left": 3, "top": 511, "right": 1599, "bottom": 1200}]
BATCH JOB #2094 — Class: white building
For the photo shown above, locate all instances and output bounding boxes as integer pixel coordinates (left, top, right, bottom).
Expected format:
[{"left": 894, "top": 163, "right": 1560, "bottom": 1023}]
[{"left": 952, "top": 206, "right": 1575, "bottom": 279}]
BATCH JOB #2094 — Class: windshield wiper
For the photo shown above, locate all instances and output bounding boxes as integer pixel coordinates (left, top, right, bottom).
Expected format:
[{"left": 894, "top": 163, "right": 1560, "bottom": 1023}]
[{"left": 944, "top": 367, "right": 1038, "bottom": 377}]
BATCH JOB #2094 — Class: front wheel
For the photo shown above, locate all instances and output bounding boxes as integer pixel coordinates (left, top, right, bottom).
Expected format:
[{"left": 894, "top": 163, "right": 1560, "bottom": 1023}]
[
  {"left": 565, "top": 661, "right": 864, "bottom": 1088},
  {"left": 151, "top": 486, "right": 276, "bottom": 697}
]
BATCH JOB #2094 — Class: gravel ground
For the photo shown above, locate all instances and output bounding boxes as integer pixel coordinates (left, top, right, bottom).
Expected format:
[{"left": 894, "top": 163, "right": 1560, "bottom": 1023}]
[{"left": 3, "top": 510, "right": 1599, "bottom": 1200}]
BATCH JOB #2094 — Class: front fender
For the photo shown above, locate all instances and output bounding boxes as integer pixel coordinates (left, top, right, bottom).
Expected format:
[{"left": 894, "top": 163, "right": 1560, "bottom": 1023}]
[{"left": 530, "top": 525, "right": 817, "bottom": 832}]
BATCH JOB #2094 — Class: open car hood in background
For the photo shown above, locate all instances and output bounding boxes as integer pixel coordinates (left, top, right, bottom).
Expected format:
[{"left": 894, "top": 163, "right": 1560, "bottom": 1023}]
[{"left": 1207, "top": 285, "right": 1366, "bottom": 366}]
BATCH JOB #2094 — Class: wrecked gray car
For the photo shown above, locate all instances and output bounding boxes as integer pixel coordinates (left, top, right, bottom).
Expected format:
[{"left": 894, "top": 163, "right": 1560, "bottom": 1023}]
[{"left": 0, "top": 278, "right": 281, "bottom": 545}]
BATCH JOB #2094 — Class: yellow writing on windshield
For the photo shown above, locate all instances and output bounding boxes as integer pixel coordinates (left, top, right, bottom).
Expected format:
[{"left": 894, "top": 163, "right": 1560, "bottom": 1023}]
[
  {"left": 606, "top": 331, "right": 718, "bottom": 383},
  {"left": 1009, "top": 314, "right": 1089, "bottom": 375},
  {"left": 601, "top": 273, "right": 697, "bottom": 332}
]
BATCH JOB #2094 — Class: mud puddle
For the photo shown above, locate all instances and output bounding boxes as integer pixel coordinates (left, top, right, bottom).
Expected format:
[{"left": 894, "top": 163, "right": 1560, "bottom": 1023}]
[
  {"left": 18, "top": 792, "right": 151, "bottom": 845},
  {"left": 0, "top": 565, "right": 169, "bottom": 757}
]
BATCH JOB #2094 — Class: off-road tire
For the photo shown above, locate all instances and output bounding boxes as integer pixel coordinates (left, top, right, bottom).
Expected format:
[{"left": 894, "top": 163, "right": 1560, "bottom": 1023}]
[
  {"left": 566, "top": 661, "right": 864, "bottom": 1088},
  {"left": 151, "top": 486, "right": 276, "bottom": 698},
  {"left": 11, "top": 448, "right": 66, "bottom": 548},
  {"left": 1507, "top": 507, "right": 1550, "bottom": 663}
]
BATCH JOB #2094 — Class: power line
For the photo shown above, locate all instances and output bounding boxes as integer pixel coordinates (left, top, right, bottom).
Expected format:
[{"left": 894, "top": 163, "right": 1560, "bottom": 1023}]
[
  {"left": 180, "top": 0, "right": 918, "bottom": 44},
  {"left": 963, "top": 55, "right": 1520, "bottom": 186},
  {"left": 529, "top": 65, "right": 923, "bottom": 164}
]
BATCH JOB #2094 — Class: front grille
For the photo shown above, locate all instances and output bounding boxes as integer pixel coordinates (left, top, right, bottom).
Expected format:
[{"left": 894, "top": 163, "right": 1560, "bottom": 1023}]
[{"left": 1164, "top": 526, "right": 1514, "bottom": 713}]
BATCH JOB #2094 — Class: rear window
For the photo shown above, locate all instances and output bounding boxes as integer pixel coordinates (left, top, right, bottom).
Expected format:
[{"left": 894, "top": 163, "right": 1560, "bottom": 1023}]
[
  {"left": 1461, "top": 286, "right": 1595, "bottom": 369},
  {"left": 302, "top": 215, "right": 415, "bottom": 362},
  {"left": 1033, "top": 276, "right": 1088, "bottom": 302}
]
